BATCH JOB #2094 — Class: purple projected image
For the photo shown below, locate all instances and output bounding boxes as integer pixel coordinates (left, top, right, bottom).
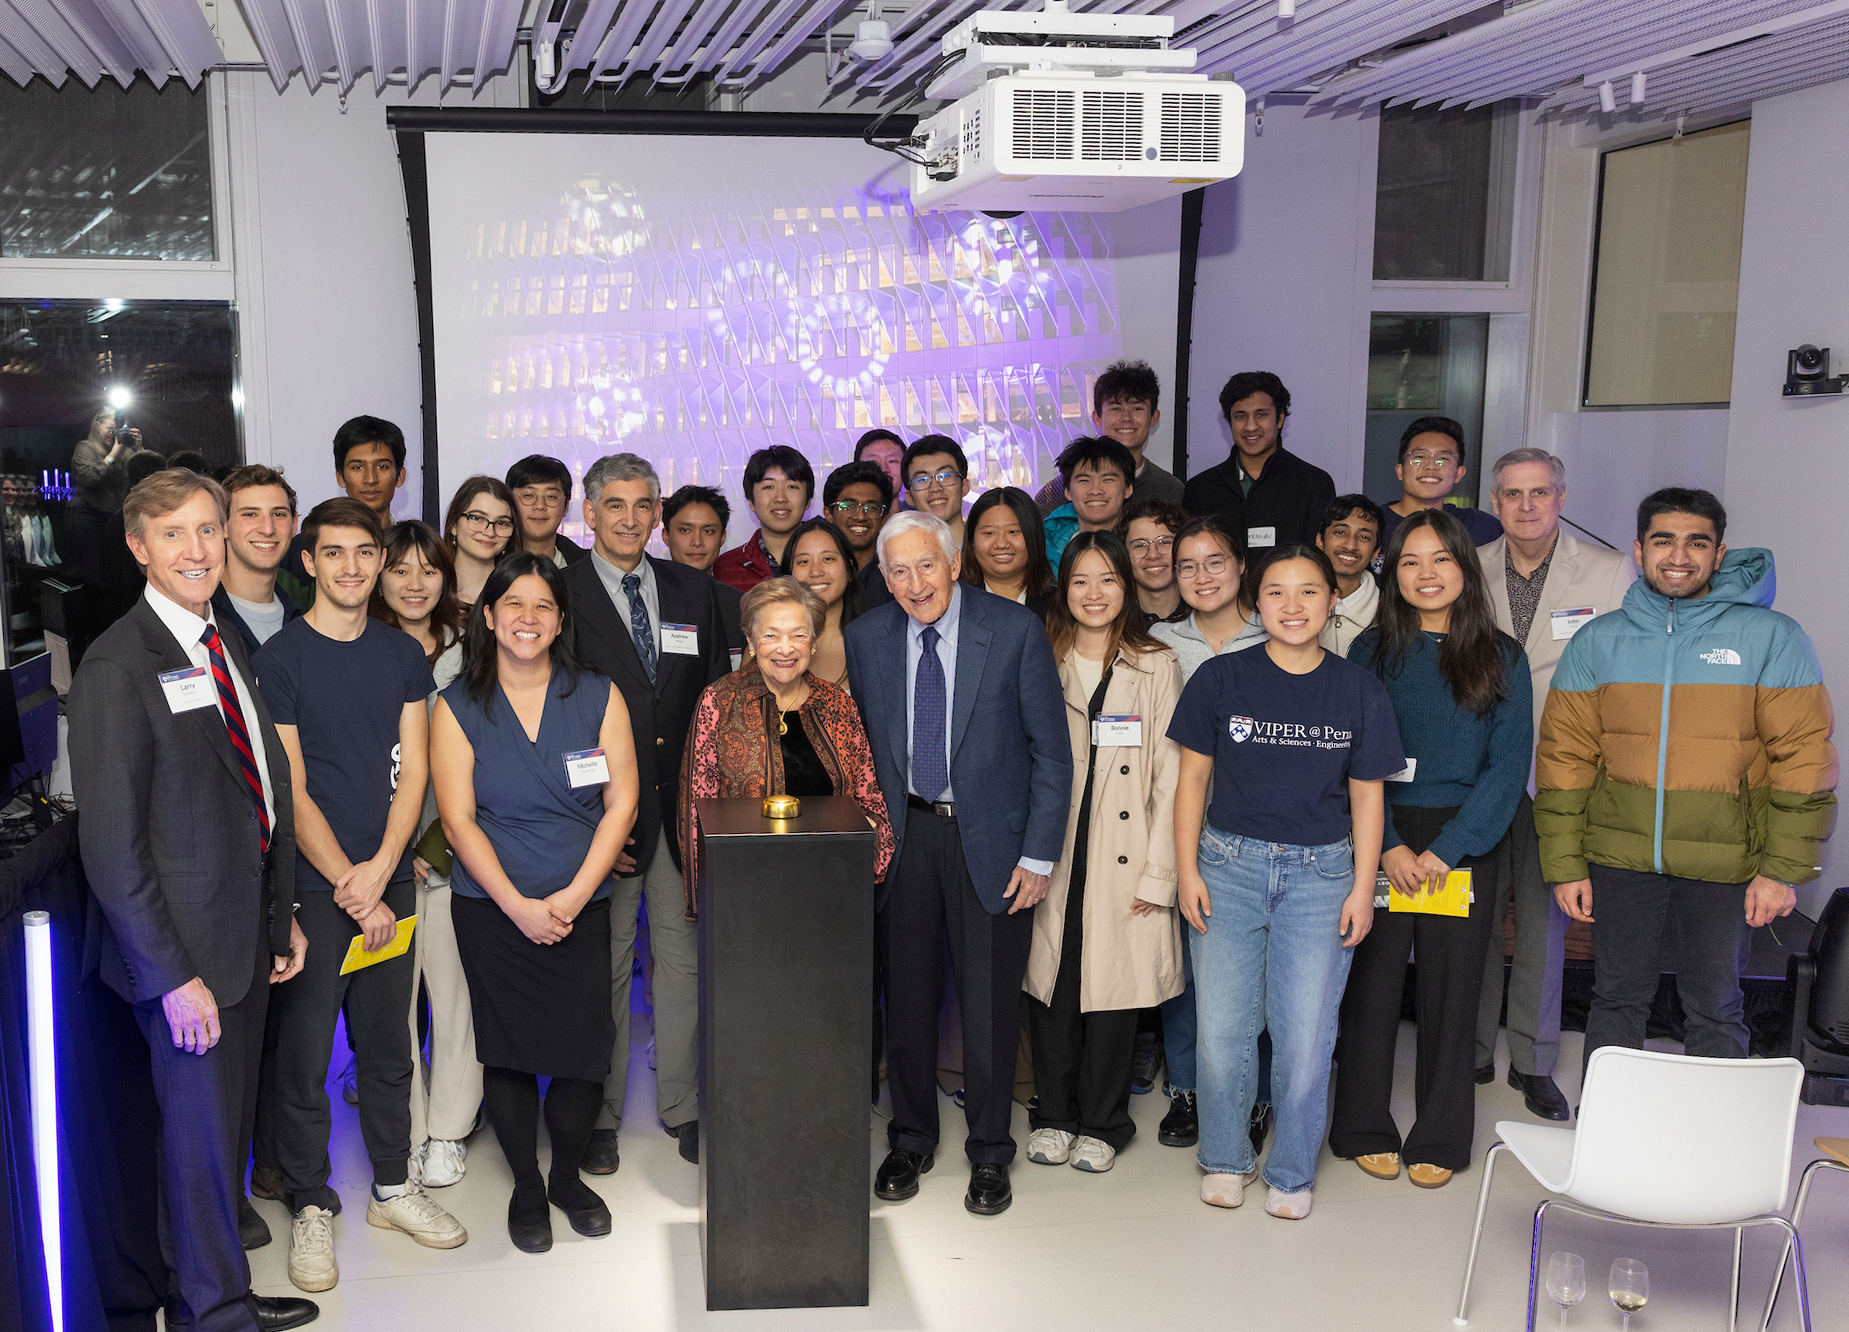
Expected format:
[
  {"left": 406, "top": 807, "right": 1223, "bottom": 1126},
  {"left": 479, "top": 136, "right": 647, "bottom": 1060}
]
[{"left": 446, "top": 164, "right": 1124, "bottom": 544}]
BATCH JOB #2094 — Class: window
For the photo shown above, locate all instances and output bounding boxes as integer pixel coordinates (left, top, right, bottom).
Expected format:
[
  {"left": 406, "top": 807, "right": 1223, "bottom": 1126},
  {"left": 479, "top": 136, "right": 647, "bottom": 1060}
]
[
  {"left": 1373, "top": 100, "right": 1519, "bottom": 283},
  {"left": 0, "top": 76, "right": 215, "bottom": 261},
  {"left": 1584, "top": 120, "right": 1749, "bottom": 407},
  {"left": 1363, "top": 313, "right": 1489, "bottom": 506}
]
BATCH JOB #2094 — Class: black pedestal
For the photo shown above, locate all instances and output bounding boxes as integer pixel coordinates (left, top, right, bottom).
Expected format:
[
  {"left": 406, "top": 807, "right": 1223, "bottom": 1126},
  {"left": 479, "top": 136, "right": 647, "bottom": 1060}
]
[{"left": 694, "top": 795, "right": 877, "bottom": 1311}]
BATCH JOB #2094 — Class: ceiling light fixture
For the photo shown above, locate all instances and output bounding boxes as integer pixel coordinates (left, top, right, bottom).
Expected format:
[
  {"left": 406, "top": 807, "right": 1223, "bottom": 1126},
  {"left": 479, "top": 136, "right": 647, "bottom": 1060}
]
[
  {"left": 1598, "top": 80, "right": 1615, "bottom": 113},
  {"left": 1581, "top": 0, "right": 1849, "bottom": 92},
  {"left": 1630, "top": 71, "right": 1645, "bottom": 104}
]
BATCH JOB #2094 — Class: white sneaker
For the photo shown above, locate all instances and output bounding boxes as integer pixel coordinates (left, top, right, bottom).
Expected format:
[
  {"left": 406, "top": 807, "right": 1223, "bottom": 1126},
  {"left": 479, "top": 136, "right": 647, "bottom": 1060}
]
[
  {"left": 419, "top": 1139, "right": 467, "bottom": 1188},
  {"left": 1025, "top": 1127, "right": 1075, "bottom": 1165},
  {"left": 1068, "top": 1136, "right": 1115, "bottom": 1173},
  {"left": 1265, "top": 1186, "right": 1313, "bottom": 1220},
  {"left": 1200, "top": 1169, "right": 1260, "bottom": 1208},
  {"left": 287, "top": 1206, "right": 338, "bottom": 1292},
  {"left": 366, "top": 1182, "right": 468, "bottom": 1249}
]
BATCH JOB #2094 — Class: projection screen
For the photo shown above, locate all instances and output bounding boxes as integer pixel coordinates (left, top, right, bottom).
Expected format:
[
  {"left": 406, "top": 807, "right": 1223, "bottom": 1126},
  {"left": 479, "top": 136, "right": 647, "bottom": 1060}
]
[{"left": 409, "top": 116, "right": 1187, "bottom": 548}]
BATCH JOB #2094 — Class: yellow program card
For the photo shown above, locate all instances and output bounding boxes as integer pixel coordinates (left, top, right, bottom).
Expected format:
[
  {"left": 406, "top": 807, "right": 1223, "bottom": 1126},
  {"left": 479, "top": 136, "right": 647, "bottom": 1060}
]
[
  {"left": 339, "top": 915, "right": 417, "bottom": 975},
  {"left": 1387, "top": 868, "right": 1472, "bottom": 917}
]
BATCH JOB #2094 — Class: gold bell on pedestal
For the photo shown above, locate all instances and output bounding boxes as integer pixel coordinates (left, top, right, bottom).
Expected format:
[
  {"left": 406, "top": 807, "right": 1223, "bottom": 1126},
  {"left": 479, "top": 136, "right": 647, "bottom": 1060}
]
[{"left": 762, "top": 794, "right": 800, "bottom": 820}]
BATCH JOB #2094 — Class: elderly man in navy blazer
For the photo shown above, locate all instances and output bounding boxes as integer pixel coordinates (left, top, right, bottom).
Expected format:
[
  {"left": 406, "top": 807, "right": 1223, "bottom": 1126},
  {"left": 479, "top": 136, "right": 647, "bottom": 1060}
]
[{"left": 845, "top": 509, "right": 1072, "bottom": 1216}]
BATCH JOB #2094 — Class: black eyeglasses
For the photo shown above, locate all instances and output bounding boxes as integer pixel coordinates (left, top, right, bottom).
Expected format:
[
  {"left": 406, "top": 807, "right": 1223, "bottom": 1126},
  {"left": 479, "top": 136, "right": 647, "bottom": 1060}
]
[
  {"left": 831, "top": 499, "right": 888, "bottom": 517},
  {"left": 461, "top": 511, "right": 516, "bottom": 536},
  {"left": 907, "top": 468, "right": 963, "bottom": 493}
]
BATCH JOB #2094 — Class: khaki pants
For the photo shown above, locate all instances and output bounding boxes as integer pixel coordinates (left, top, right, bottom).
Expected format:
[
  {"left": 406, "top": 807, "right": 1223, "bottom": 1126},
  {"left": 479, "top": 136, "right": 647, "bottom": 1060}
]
[{"left": 408, "top": 878, "right": 484, "bottom": 1145}]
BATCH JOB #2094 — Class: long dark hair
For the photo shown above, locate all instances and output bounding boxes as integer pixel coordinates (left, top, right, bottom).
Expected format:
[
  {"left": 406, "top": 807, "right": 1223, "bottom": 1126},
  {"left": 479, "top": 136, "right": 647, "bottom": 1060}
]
[
  {"left": 785, "top": 517, "right": 866, "bottom": 628},
  {"left": 1046, "top": 530, "right": 1161, "bottom": 667},
  {"left": 443, "top": 475, "right": 517, "bottom": 560},
  {"left": 462, "top": 552, "right": 585, "bottom": 714},
  {"left": 1369, "top": 508, "right": 1509, "bottom": 716},
  {"left": 960, "top": 487, "right": 1055, "bottom": 601},
  {"left": 370, "top": 520, "right": 465, "bottom": 664}
]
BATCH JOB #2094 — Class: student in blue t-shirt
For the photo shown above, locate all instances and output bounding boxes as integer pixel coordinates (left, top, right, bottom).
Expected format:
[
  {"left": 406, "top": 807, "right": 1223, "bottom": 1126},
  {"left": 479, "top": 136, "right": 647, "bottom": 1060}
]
[
  {"left": 1329, "top": 508, "right": 1531, "bottom": 1191},
  {"left": 1169, "top": 544, "right": 1404, "bottom": 1221}
]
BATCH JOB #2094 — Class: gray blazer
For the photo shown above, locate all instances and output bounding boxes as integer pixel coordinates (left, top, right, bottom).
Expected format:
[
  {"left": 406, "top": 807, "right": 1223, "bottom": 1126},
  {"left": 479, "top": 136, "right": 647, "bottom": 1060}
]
[{"left": 69, "top": 597, "right": 296, "bottom": 1007}]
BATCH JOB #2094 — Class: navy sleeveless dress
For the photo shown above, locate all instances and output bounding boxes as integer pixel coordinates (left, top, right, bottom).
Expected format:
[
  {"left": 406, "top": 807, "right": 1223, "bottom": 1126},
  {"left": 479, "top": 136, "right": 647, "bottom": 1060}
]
[{"left": 443, "top": 668, "right": 621, "bottom": 1081}]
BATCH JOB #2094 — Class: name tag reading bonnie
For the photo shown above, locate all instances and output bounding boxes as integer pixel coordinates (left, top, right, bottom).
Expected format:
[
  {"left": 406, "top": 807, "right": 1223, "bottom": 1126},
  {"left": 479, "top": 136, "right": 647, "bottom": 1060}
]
[
  {"left": 1550, "top": 607, "right": 1597, "bottom": 641},
  {"left": 1247, "top": 526, "right": 1277, "bottom": 549},
  {"left": 660, "top": 623, "right": 700, "bottom": 656},
  {"left": 1092, "top": 714, "right": 1143, "bottom": 747},
  {"left": 159, "top": 665, "right": 216, "bottom": 714},
  {"left": 565, "top": 747, "right": 610, "bottom": 788}
]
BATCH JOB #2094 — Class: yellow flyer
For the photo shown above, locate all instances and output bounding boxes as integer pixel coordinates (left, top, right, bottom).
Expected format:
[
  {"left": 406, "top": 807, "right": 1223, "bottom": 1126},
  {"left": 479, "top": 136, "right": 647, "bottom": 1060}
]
[
  {"left": 1387, "top": 869, "right": 1472, "bottom": 917},
  {"left": 339, "top": 915, "right": 418, "bottom": 975}
]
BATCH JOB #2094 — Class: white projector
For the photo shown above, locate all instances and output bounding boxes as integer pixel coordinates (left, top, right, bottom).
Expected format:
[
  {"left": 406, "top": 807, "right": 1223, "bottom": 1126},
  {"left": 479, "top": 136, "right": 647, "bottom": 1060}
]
[{"left": 907, "top": 70, "right": 1244, "bottom": 214}]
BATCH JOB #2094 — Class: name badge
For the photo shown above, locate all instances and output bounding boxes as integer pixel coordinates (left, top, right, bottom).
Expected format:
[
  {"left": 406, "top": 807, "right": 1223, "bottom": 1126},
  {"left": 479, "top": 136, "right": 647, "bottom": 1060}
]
[
  {"left": 661, "top": 623, "right": 700, "bottom": 656},
  {"left": 564, "top": 747, "right": 610, "bottom": 788},
  {"left": 159, "top": 665, "right": 216, "bottom": 714},
  {"left": 1550, "top": 607, "right": 1597, "bottom": 641},
  {"left": 1247, "top": 525, "right": 1277, "bottom": 549},
  {"left": 1384, "top": 757, "right": 1418, "bottom": 783},
  {"left": 729, "top": 649, "right": 743, "bottom": 673},
  {"left": 1092, "top": 714, "right": 1142, "bottom": 747}
]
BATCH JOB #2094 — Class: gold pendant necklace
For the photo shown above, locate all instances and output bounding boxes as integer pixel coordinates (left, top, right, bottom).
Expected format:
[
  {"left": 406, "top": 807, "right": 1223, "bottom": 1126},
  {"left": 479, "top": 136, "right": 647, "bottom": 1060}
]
[{"left": 778, "top": 710, "right": 789, "bottom": 737}]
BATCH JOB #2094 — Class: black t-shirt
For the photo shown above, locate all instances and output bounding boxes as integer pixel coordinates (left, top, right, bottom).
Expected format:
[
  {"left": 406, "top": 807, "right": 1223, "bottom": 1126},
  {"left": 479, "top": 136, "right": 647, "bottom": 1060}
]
[
  {"left": 255, "top": 617, "right": 436, "bottom": 891},
  {"left": 1167, "top": 644, "right": 1405, "bottom": 847}
]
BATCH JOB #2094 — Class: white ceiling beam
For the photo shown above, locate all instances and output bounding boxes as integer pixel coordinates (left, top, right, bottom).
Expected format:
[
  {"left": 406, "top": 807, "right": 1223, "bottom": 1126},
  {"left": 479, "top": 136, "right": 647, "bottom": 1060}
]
[{"left": 1580, "top": 0, "right": 1849, "bottom": 86}]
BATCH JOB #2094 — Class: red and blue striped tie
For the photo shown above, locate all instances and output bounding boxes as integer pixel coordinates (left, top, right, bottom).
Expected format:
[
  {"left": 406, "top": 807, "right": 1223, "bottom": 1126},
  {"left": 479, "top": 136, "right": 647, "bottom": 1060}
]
[{"left": 201, "top": 625, "right": 271, "bottom": 853}]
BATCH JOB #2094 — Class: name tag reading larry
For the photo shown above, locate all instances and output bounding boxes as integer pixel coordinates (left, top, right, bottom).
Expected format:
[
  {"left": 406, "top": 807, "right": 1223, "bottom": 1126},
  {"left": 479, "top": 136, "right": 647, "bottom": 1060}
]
[
  {"left": 159, "top": 665, "right": 216, "bottom": 714},
  {"left": 1247, "top": 525, "right": 1277, "bottom": 549},
  {"left": 1550, "top": 607, "right": 1597, "bottom": 641},
  {"left": 661, "top": 623, "right": 700, "bottom": 656},
  {"left": 1092, "top": 714, "right": 1142, "bottom": 747},
  {"left": 565, "top": 747, "right": 610, "bottom": 788}
]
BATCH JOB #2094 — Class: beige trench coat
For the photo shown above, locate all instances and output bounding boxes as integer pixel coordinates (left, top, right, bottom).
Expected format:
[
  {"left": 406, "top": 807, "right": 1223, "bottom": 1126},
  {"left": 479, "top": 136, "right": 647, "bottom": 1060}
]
[{"left": 1023, "top": 644, "right": 1185, "bottom": 1012}]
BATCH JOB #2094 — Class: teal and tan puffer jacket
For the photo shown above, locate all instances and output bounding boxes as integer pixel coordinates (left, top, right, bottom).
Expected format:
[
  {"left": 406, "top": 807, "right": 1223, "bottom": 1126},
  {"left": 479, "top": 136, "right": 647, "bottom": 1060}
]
[{"left": 1535, "top": 548, "right": 1837, "bottom": 886}]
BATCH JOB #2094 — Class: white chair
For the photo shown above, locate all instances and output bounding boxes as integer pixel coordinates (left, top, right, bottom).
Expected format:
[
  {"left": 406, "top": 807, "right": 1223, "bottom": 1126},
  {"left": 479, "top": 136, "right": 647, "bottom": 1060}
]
[
  {"left": 1452, "top": 1047, "right": 1811, "bottom": 1332},
  {"left": 1762, "top": 1137, "right": 1849, "bottom": 1330}
]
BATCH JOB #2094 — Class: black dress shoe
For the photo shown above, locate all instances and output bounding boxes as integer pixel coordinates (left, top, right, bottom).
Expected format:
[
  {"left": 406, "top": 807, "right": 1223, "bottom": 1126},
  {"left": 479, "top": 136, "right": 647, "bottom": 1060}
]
[
  {"left": 965, "top": 1163, "right": 1011, "bottom": 1216},
  {"left": 1474, "top": 1063, "right": 1495, "bottom": 1086},
  {"left": 163, "top": 1295, "right": 320, "bottom": 1331},
  {"left": 581, "top": 1128, "right": 621, "bottom": 1175},
  {"left": 1508, "top": 1070, "right": 1572, "bottom": 1121},
  {"left": 674, "top": 1120, "right": 699, "bottom": 1164},
  {"left": 874, "top": 1148, "right": 933, "bottom": 1201},
  {"left": 1158, "top": 1089, "right": 1198, "bottom": 1147},
  {"left": 1247, "top": 1100, "right": 1274, "bottom": 1156},
  {"left": 508, "top": 1185, "right": 553, "bottom": 1254},
  {"left": 548, "top": 1177, "right": 613, "bottom": 1238},
  {"left": 249, "top": 1165, "right": 284, "bottom": 1202},
  {"left": 238, "top": 1194, "right": 272, "bottom": 1251}
]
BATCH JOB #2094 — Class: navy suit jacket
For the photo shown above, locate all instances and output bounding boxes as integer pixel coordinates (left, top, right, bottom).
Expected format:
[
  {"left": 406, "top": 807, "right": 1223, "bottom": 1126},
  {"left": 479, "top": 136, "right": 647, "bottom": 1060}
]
[{"left": 845, "top": 585, "right": 1071, "bottom": 915}]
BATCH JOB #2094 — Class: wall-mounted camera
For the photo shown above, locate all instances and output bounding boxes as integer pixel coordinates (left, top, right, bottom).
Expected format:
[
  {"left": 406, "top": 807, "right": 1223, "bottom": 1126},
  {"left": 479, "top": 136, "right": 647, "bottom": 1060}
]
[{"left": 1785, "top": 345, "right": 1848, "bottom": 397}]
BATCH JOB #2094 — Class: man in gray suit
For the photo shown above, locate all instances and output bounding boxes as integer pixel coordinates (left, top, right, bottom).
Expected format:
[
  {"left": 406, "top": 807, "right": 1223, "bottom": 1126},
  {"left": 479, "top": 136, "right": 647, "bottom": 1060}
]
[
  {"left": 1475, "top": 448, "right": 1636, "bottom": 1120},
  {"left": 69, "top": 470, "right": 316, "bottom": 1332}
]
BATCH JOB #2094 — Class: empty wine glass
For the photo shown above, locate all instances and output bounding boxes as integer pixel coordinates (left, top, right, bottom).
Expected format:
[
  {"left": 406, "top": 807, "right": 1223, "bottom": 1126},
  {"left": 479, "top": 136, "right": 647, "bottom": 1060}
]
[
  {"left": 1545, "top": 1252, "right": 1586, "bottom": 1329},
  {"left": 1609, "top": 1258, "right": 1649, "bottom": 1329}
]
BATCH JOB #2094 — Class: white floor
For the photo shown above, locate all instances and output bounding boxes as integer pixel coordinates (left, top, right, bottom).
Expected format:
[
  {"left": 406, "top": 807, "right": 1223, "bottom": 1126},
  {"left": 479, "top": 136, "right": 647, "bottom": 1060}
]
[{"left": 239, "top": 1024, "right": 1849, "bottom": 1332}]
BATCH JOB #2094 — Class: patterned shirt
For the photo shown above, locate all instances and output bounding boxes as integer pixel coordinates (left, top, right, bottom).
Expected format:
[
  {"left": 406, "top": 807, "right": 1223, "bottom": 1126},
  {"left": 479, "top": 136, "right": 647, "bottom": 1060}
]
[{"left": 1505, "top": 537, "right": 1558, "bottom": 644}]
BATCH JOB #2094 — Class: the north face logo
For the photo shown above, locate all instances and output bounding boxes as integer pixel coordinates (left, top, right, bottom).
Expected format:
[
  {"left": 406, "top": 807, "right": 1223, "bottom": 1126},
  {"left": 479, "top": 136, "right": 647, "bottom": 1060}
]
[
  {"left": 1228, "top": 715, "right": 1254, "bottom": 743},
  {"left": 1700, "top": 648, "right": 1743, "bottom": 666}
]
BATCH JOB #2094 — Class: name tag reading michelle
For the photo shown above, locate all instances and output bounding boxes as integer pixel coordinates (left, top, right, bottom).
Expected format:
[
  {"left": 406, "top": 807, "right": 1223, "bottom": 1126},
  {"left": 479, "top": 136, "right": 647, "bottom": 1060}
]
[
  {"left": 1384, "top": 757, "right": 1418, "bottom": 782},
  {"left": 1092, "top": 714, "right": 1143, "bottom": 747},
  {"left": 564, "top": 747, "right": 610, "bottom": 788},
  {"left": 660, "top": 623, "right": 700, "bottom": 656},
  {"left": 159, "top": 665, "right": 216, "bottom": 714},
  {"left": 1550, "top": 607, "right": 1597, "bottom": 641},
  {"left": 1247, "top": 525, "right": 1277, "bottom": 549}
]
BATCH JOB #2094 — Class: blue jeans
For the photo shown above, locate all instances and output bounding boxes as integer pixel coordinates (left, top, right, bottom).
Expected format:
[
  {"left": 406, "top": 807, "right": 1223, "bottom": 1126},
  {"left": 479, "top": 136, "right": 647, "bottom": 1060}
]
[{"left": 1191, "top": 825, "right": 1357, "bottom": 1194}]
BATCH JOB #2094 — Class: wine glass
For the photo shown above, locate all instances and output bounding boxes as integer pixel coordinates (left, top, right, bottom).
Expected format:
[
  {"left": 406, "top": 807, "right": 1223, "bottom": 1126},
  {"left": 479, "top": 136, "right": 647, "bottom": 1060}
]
[
  {"left": 1545, "top": 1252, "right": 1586, "bottom": 1329},
  {"left": 1609, "top": 1258, "right": 1649, "bottom": 1330}
]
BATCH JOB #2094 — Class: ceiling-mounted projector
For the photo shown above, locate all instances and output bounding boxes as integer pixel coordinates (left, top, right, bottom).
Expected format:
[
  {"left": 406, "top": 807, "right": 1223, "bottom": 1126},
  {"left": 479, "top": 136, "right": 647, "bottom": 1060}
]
[{"left": 904, "top": 1, "right": 1244, "bottom": 213}]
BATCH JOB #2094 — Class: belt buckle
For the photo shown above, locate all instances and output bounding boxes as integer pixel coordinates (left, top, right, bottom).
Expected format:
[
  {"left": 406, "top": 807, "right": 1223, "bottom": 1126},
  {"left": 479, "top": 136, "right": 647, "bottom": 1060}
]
[{"left": 933, "top": 800, "right": 955, "bottom": 818}]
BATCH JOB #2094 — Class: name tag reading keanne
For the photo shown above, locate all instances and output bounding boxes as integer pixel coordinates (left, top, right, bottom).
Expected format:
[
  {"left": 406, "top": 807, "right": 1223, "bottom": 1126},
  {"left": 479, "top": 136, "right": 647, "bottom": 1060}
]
[
  {"left": 565, "top": 747, "right": 610, "bottom": 788},
  {"left": 160, "top": 665, "right": 216, "bottom": 714},
  {"left": 1247, "top": 526, "right": 1277, "bottom": 549},
  {"left": 1550, "top": 607, "right": 1597, "bottom": 641},
  {"left": 1092, "top": 714, "right": 1142, "bottom": 747},
  {"left": 661, "top": 623, "right": 700, "bottom": 656}
]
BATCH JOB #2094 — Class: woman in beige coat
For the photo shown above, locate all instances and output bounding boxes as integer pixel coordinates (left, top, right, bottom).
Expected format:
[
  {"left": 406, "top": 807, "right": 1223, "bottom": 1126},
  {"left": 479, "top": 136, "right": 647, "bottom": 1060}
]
[{"left": 1023, "top": 530, "right": 1185, "bottom": 1175}]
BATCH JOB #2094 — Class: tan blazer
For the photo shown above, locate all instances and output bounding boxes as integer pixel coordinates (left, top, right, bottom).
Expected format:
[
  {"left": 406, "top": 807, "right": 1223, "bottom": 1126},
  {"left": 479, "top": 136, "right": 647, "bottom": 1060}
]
[{"left": 1023, "top": 644, "right": 1185, "bottom": 1013}]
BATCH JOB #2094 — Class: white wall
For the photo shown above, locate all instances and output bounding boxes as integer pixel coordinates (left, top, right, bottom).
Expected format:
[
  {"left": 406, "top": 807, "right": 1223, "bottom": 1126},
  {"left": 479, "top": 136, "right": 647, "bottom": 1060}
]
[{"left": 1724, "top": 76, "right": 1849, "bottom": 908}]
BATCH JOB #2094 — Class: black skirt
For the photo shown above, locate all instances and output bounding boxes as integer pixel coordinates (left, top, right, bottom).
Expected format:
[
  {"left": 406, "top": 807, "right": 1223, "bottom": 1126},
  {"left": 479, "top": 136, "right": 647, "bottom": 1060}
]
[{"left": 451, "top": 894, "right": 616, "bottom": 1082}]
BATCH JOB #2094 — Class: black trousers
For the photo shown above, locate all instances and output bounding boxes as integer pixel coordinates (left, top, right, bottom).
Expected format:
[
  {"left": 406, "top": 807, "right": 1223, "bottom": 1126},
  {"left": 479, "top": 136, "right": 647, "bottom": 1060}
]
[
  {"left": 882, "top": 808, "right": 1033, "bottom": 1166},
  {"left": 1330, "top": 805, "right": 1499, "bottom": 1171},
  {"left": 138, "top": 933, "right": 270, "bottom": 1332},
  {"left": 264, "top": 881, "right": 416, "bottom": 1211},
  {"left": 1585, "top": 864, "right": 1752, "bottom": 1069}
]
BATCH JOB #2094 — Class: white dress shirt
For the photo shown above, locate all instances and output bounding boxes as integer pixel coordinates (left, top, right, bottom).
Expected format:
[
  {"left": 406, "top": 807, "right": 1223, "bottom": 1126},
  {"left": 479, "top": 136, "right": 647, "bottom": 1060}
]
[{"left": 592, "top": 547, "right": 661, "bottom": 649}]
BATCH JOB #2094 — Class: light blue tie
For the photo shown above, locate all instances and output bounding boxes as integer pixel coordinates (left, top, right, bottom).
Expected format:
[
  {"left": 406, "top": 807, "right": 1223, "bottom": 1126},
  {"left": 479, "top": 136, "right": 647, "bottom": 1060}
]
[
  {"left": 912, "top": 625, "right": 948, "bottom": 802},
  {"left": 623, "top": 572, "right": 657, "bottom": 686}
]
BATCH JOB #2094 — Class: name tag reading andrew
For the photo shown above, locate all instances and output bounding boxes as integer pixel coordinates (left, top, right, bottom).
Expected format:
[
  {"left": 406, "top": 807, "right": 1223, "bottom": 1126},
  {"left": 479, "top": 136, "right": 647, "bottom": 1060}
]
[
  {"left": 1092, "top": 714, "right": 1142, "bottom": 747},
  {"left": 661, "top": 623, "right": 700, "bottom": 656},
  {"left": 1550, "top": 607, "right": 1597, "bottom": 641},
  {"left": 564, "top": 747, "right": 610, "bottom": 788},
  {"left": 159, "top": 665, "right": 216, "bottom": 714},
  {"left": 1247, "top": 526, "right": 1277, "bottom": 549}
]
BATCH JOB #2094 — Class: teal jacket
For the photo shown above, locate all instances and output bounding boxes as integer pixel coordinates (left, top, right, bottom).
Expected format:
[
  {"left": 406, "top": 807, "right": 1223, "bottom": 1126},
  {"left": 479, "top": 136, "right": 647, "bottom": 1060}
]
[{"left": 1045, "top": 503, "right": 1079, "bottom": 569}]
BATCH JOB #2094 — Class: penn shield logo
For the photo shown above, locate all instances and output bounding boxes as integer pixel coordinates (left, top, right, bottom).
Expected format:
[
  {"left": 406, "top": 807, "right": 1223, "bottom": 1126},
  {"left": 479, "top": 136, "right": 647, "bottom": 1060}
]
[
  {"left": 1700, "top": 648, "right": 1743, "bottom": 666},
  {"left": 1228, "top": 715, "right": 1254, "bottom": 743}
]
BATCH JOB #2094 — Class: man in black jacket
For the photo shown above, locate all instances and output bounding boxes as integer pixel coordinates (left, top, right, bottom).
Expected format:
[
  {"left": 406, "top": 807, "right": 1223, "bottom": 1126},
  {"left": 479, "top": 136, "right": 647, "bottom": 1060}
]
[
  {"left": 562, "top": 454, "right": 730, "bottom": 1174},
  {"left": 1180, "top": 371, "right": 1335, "bottom": 552},
  {"left": 506, "top": 454, "right": 591, "bottom": 567}
]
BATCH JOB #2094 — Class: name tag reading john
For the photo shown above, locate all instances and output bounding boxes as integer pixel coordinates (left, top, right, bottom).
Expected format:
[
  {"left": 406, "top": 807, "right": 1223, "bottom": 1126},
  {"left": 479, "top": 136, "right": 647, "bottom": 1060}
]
[
  {"left": 564, "top": 747, "right": 610, "bottom": 788},
  {"left": 1550, "top": 607, "right": 1597, "bottom": 641},
  {"left": 159, "top": 665, "right": 216, "bottom": 714},
  {"left": 1092, "top": 714, "right": 1143, "bottom": 747},
  {"left": 1247, "top": 526, "right": 1277, "bottom": 549},
  {"left": 660, "top": 623, "right": 700, "bottom": 656}
]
